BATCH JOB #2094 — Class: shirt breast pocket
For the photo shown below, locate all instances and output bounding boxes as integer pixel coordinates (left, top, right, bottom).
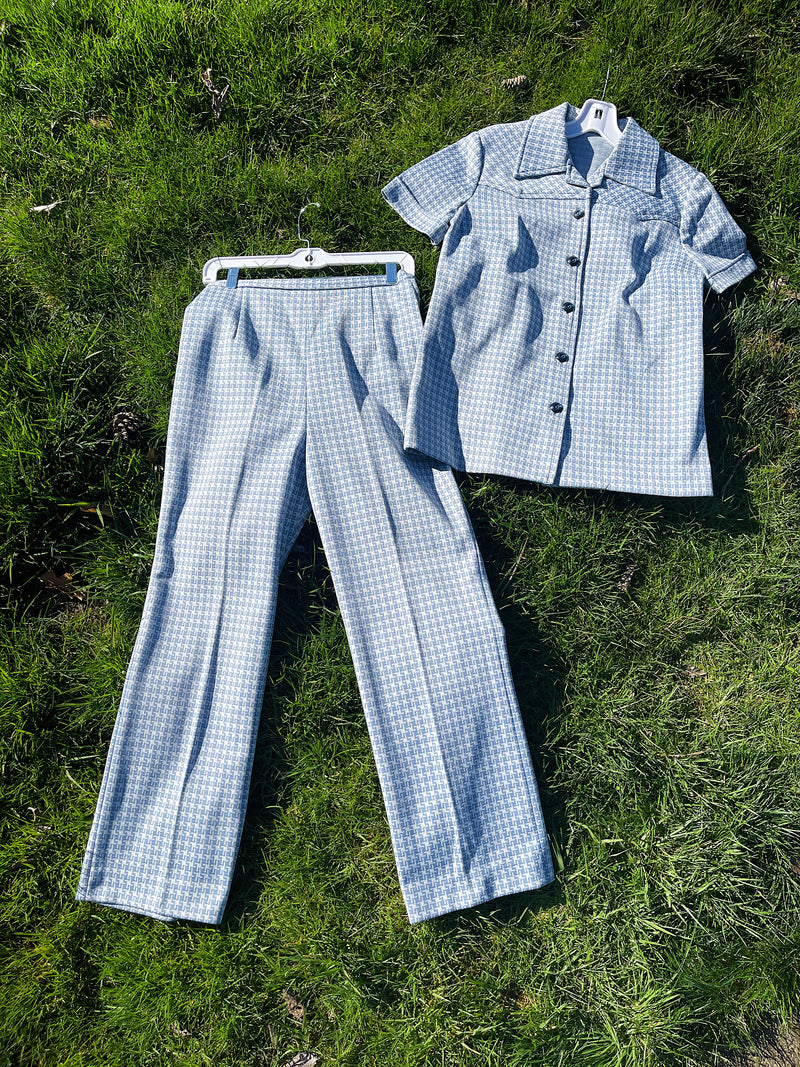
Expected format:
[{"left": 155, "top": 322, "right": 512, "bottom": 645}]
[
  {"left": 599, "top": 188, "right": 680, "bottom": 229},
  {"left": 594, "top": 200, "right": 681, "bottom": 269}
]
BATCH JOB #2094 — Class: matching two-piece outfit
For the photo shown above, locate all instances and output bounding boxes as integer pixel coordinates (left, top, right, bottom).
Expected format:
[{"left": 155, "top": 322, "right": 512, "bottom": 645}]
[{"left": 76, "top": 103, "right": 756, "bottom": 924}]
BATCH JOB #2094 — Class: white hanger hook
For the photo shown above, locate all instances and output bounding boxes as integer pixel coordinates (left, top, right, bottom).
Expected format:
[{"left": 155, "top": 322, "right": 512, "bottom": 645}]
[
  {"left": 297, "top": 202, "right": 321, "bottom": 250},
  {"left": 602, "top": 49, "right": 613, "bottom": 100}
]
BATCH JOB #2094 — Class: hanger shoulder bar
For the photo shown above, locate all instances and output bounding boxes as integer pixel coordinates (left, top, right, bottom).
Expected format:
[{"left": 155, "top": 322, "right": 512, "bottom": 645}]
[
  {"left": 202, "top": 248, "right": 415, "bottom": 284},
  {"left": 318, "top": 250, "right": 415, "bottom": 275}
]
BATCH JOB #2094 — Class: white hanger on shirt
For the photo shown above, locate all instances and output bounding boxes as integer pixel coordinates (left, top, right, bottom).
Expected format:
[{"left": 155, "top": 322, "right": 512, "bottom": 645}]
[
  {"left": 564, "top": 53, "right": 622, "bottom": 147},
  {"left": 202, "top": 203, "right": 416, "bottom": 287},
  {"left": 564, "top": 98, "right": 621, "bottom": 146}
]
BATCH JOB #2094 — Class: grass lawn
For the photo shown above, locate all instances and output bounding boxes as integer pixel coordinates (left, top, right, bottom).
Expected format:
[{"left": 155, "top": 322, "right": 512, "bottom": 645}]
[{"left": 2, "top": 0, "right": 799, "bottom": 1064}]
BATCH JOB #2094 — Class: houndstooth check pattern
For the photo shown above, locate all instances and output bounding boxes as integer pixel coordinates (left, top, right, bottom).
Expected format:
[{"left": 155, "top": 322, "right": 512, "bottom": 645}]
[
  {"left": 76, "top": 273, "right": 554, "bottom": 925},
  {"left": 382, "top": 101, "right": 757, "bottom": 496}
]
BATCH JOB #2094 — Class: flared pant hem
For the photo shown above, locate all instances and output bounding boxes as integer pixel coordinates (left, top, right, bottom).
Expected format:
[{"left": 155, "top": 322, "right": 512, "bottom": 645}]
[
  {"left": 404, "top": 869, "right": 556, "bottom": 924},
  {"left": 76, "top": 865, "right": 556, "bottom": 926},
  {"left": 74, "top": 889, "right": 200, "bottom": 924}
]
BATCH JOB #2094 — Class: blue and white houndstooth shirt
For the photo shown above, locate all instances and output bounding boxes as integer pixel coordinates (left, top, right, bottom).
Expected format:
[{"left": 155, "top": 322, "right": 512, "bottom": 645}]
[{"left": 382, "top": 102, "right": 757, "bottom": 496}]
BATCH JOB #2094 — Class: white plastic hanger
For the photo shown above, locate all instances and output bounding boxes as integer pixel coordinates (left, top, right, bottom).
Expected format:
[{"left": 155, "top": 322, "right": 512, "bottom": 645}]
[
  {"left": 202, "top": 203, "right": 415, "bottom": 287},
  {"left": 564, "top": 54, "right": 622, "bottom": 147}
]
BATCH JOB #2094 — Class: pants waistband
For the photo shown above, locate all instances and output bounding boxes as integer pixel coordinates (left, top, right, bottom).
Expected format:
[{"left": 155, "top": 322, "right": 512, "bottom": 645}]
[{"left": 205, "top": 270, "right": 417, "bottom": 292}]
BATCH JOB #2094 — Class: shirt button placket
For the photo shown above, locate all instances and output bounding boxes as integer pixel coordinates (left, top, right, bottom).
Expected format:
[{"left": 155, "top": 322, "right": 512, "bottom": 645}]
[
  {"left": 551, "top": 196, "right": 588, "bottom": 398},
  {"left": 565, "top": 197, "right": 589, "bottom": 360},
  {"left": 547, "top": 192, "right": 590, "bottom": 480}
]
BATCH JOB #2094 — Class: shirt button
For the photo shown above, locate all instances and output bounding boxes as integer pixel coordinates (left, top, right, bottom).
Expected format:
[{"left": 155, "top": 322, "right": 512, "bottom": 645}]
[
  {"left": 567, "top": 255, "right": 580, "bottom": 266},
  {"left": 562, "top": 301, "right": 575, "bottom": 313},
  {"left": 573, "top": 209, "right": 585, "bottom": 218},
  {"left": 556, "top": 351, "right": 569, "bottom": 362},
  {"left": 550, "top": 402, "right": 564, "bottom": 413}
]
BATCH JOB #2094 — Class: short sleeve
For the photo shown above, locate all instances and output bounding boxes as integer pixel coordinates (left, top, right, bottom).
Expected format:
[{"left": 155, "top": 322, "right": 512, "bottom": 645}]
[
  {"left": 679, "top": 172, "right": 757, "bottom": 292},
  {"left": 381, "top": 131, "right": 484, "bottom": 246}
]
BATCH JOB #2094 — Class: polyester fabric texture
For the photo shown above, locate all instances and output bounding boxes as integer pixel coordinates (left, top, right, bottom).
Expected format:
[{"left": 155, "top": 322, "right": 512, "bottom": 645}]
[
  {"left": 381, "top": 101, "right": 758, "bottom": 496},
  {"left": 76, "top": 272, "right": 554, "bottom": 925}
]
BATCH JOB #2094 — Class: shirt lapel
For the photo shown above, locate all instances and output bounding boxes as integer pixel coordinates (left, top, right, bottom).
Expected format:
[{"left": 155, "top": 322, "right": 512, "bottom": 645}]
[
  {"left": 513, "top": 102, "right": 572, "bottom": 179},
  {"left": 602, "top": 117, "right": 661, "bottom": 195}
]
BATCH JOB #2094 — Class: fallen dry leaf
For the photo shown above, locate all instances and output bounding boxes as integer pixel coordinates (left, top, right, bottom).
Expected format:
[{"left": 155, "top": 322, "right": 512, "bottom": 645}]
[
  {"left": 30, "top": 200, "right": 64, "bottom": 214},
  {"left": 282, "top": 1054, "right": 320, "bottom": 1067},
  {"left": 615, "top": 562, "right": 637, "bottom": 592},
  {"left": 200, "top": 67, "right": 229, "bottom": 119},
  {"left": 282, "top": 989, "right": 304, "bottom": 1025},
  {"left": 37, "top": 569, "right": 86, "bottom": 601},
  {"left": 80, "top": 503, "right": 114, "bottom": 519}
]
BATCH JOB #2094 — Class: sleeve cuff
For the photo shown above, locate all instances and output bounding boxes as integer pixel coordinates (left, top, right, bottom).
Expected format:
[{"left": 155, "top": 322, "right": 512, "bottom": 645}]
[
  {"left": 381, "top": 177, "right": 446, "bottom": 246},
  {"left": 707, "top": 251, "right": 757, "bottom": 293}
]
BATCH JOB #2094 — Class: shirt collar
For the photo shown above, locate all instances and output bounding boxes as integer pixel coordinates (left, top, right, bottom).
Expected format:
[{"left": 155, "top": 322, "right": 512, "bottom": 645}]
[{"left": 513, "top": 101, "right": 661, "bottom": 196}]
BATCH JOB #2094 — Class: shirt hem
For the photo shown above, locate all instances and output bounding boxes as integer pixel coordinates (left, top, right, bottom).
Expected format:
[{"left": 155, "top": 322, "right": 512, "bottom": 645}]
[
  {"left": 553, "top": 473, "right": 714, "bottom": 497},
  {"left": 408, "top": 446, "right": 715, "bottom": 497}
]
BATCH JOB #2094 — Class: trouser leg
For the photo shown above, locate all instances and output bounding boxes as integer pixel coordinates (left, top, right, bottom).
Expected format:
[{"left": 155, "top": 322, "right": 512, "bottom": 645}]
[
  {"left": 303, "top": 277, "right": 554, "bottom": 923},
  {"left": 77, "top": 285, "right": 310, "bottom": 923}
]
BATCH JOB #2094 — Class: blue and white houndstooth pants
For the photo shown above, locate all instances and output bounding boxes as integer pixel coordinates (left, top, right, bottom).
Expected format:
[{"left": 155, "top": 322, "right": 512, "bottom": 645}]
[{"left": 76, "top": 271, "right": 554, "bottom": 924}]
